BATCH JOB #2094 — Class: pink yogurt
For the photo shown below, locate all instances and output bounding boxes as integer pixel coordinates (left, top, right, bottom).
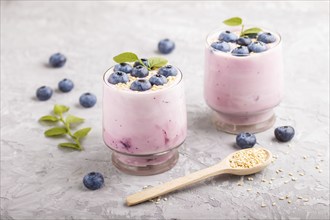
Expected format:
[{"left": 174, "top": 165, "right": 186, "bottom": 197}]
[
  {"left": 103, "top": 66, "right": 187, "bottom": 172},
  {"left": 204, "top": 27, "right": 283, "bottom": 132}
]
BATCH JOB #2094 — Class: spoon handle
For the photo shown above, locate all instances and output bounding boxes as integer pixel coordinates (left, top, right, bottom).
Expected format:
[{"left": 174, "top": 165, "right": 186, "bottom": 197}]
[{"left": 126, "top": 162, "right": 228, "bottom": 206}]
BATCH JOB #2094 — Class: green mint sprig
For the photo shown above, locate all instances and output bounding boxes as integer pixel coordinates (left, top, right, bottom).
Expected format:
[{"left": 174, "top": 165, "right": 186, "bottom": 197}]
[
  {"left": 39, "top": 104, "right": 91, "bottom": 151},
  {"left": 223, "top": 17, "right": 262, "bottom": 37},
  {"left": 113, "top": 52, "right": 168, "bottom": 70}
]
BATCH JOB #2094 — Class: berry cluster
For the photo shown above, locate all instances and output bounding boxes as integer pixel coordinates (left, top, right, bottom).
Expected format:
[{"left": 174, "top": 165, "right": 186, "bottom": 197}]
[
  {"left": 211, "top": 31, "right": 277, "bottom": 56},
  {"left": 108, "top": 61, "right": 178, "bottom": 92}
]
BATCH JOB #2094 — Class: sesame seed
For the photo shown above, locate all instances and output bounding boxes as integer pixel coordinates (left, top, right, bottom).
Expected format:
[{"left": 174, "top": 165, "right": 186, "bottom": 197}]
[
  {"left": 285, "top": 195, "right": 289, "bottom": 199},
  {"left": 237, "top": 182, "right": 243, "bottom": 186},
  {"left": 284, "top": 180, "right": 290, "bottom": 184},
  {"left": 229, "top": 148, "right": 268, "bottom": 168},
  {"left": 247, "top": 177, "right": 254, "bottom": 181},
  {"left": 288, "top": 173, "right": 293, "bottom": 176},
  {"left": 271, "top": 178, "right": 275, "bottom": 180},
  {"left": 303, "top": 156, "right": 307, "bottom": 159},
  {"left": 261, "top": 203, "right": 266, "bottom": 207},
  {"left": 303, "top": 198, "right": 309, "bottom": 202},
  {"left": 288, "top": 200, "right": 292, "bottom": 204},
  {"left": 291, "top": 177, "right": 297, "bottom": 181},
  {"left": 299, "top": 173, "right": 305, "bottom": 176},
  {"left": 269, "top": 181, "right": 273, "bottom": 184},
  {"left": 163, "top": 198, "right": 168, "bottom": 201},
  {"left": 278, "top": 169, "right": 283, "bottom": 172},
  {"left": 247, "top": 188, "right": 252, "bottom": 191},
  {"left": 319, "top": 170, "right": 323, "bottom": 173},
  {"left": 315, "top": 166, "right": 320, "bottom": 169},
  {"left": 272, "top": 202, "right": 276, "bottom": 206},
  {"left": 262, "top": 179, "right": 267, "bottom": 182},
  {"left": 297, "top": 196, "right": 303, "bottom": 199},
  {"left": 279, "top": 197, "right": 285, "bottom": 200}
]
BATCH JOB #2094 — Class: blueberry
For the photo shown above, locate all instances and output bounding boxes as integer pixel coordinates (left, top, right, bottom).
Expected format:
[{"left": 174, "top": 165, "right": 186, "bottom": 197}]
[
  {"left": 58, "top": 78, "right": 74, "bottom": 92},
  {"left": 108, "top": 71, "right": 129, "bottom": 84},
  {"left": 236, "top": 132, "right": 257, "bottom": 149},
  {"left": 130, "top": 79, "right": 152, "bottom": 91},
  {"left": 49, "top": 53, "right": 66, "bottom": 68},
  {"left": 133, "top": 58, "right": 149, "bottom": 68},
  {"left": 218, "top": 30, "right": 238, "bottom": 43},
  {"left": 236, "top": 36, "right": 252, "bottom": 46},
  {"left": 257, "top": 32, "right": 276, "bottom": 44},
  {"left": 248, "top": 41, "right": 268, "bottom": 53},
  {"left": 79, "top": 93, "right": 97, "bottom": 108},
  {"left": 211, "top": 41, "right": 231, "bottom": 52},
  {"left": 158, "top": 65, "right": 178, "bottom": 77},
  {"left": 149, "top": 74, "right": 167, "bottom": 86},
  {"left": 274, "top": 126, "right": 295, "bottom": 142},
  {"left": 114, "top": 63, "right": 133, "bottom": 73},
  {"left": 131, "top": 66, "right": 149, "bottom": 78},
  {"left": 158, "top": 38, "right": 175, "bottom": 54},
  {"left": 231, "top": 46, "right": 250, "bottom": 56},
  {"left": 36, "top": 86, "right": 53, "bottom": 101},
  {"left": 83, "top": 172, "right": 104, "bottom": 190}
]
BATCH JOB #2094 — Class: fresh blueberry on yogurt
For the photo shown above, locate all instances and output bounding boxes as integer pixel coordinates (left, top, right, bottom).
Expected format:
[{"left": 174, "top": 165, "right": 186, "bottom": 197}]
[
  {"left": 257, "top": 32, "right": 276, "bottom": 44},
  {"left": 133, "top": 58, "right": 149, "bottom": 68},
  {"left": 158, "top": 38, "right": 175, "bottom": 54},
  {"left": 79, "top": 93, "right": 97, "bottom": 108},
  {"left": 236, "top": 132, "right": 257, "bottom": 149},
  {"left": 130, "top": 79, "right": 152, "bottom": 91},
  {"left": 131, "top": 66, "right": 149, "bottom": 78},
  {"left": 248, "top": 41, "right": 268, "bottom": 53},
  {"left": 274, "top": 126, "right": 295, "bottom": 142},
  {"left": 232, "top": 46, "right": 249, "bottom": 56},
  {"left": 218, "top": 30, "right": 238, "bottom": 43},
  {"left": 83, "top": 172, "right": 104, "bottom": 190},
  {"left": 58, "top": 78, "right": 74, "bottom": 93},
  {"left": 236, "top": 36, "right": 252, "bottom": 46},
  {"left": 211, "top": 41, "right": 231, "bottom": 52},
  {"left": 36, "top": 86, "right": 53, "bottom": 101},
  {"left": 114, "top": 63, "right": 133, "bottom": 73},
  {"left": 149, "top": 74, "right": 168, "bottom": 86},
  {"left": 49, "top": 53, "right": 67, "bottom": 68},
  {"left": 108, "top": 71, "right": 129, "bottom": 84},
  {"left": 158, "top": 65, "right": 178, "bottom": 77}
]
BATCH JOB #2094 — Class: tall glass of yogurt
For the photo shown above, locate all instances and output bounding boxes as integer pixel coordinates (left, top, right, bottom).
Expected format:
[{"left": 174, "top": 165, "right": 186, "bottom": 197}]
[
  {"left": 204, "top": 26, "right": 283, "bottom": 133},
  {"left": 103, "top": 64, "right": 187, "bottom": 175}
]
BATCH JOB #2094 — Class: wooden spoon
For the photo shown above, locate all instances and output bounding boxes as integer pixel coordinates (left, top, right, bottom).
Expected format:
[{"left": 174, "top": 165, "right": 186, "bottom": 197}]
[{"left": 126, "top": 147, "right": 272, "bottom": 206}]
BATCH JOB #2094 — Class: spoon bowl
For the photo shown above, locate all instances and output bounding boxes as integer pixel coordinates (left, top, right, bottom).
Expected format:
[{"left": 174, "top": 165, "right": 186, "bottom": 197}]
[{"left": 126, "top": 147, "right": 272, "bottom": 206}]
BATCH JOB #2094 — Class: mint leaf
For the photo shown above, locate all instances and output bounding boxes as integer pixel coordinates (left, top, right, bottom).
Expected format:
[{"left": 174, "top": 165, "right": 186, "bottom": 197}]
[
  {"left": 59, "top": 142, "right": 81, "bottom": 150},
  {"left": 53, "top": 105, "right": 69, "bottom": 115},
  {"left": 223, "top": 17, "right": 242, "bottom": 26},
  {"left": 66, "top": 115, "right": 84, "bottom": 125},
  {"left": 73, "top": 127, "right": 91, "bottom": 139},
  {"left": 241, "top": 27, "right": 263, "bottom": 36},
  {"left": 44, "top": 127, "right": 67, "bottom": 136},
  {"left": 113, "top": 52, "right": 139, "bottom": 63},
  {"left": 148, "top": 57, "right": 168, "bottom": 69},
  {"left": 39, "top": 115, "right": 59, "bottom": 122}
]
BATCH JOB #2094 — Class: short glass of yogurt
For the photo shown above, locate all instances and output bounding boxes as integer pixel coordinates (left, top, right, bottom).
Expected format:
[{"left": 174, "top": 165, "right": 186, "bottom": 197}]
[
  {"left": 204, "top": 26, "right": 283, "bottom": 134},
  {"left": 103, "top": 62, "right": 187, "bottom": 175}
]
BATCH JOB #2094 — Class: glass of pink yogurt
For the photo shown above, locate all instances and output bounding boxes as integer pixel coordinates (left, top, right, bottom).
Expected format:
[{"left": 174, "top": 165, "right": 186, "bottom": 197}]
[
  {"left": 103, "top": 64, "right": 187, "bottom": 175},
  {"left": 204, "top": 26, "right": 283, "bottom": 134}
]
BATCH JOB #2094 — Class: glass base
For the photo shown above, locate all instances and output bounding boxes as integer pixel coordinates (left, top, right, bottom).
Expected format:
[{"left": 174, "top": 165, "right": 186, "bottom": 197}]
[
  {"left": 111, "top": 148, "right": 179, "bottom": 176},
  {"left": 212, "top": 111, "right": 276, "bottom": 134}
]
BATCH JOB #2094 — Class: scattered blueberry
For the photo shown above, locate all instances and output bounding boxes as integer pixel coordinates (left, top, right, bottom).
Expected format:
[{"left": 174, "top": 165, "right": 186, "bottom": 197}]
[
  {"left": 58, "top": 78, "right": 74, "bottom": 93},
  {"left": 133, "top": 58, "right": 149, "bottom": 67},
  {"left": 149, "top": 74, "right": 168, "bottom": 86},
  {"left": 130, "top": 79, "right": 152, "bottom": 91},
  {"left": 114, "top": 63, "right": 133, "bottom": 73},
  {"left": 83, "top": 172, "right": 104, "bottom": 190},
  {"left": 248, "top": 41, "right": 268, "bottom": 53},
  {"left": 79, "top": 93, "right": 97, "bottom": 108},
  {"left": 274, "top": 126, "right": 295, "bottom": 142},
  {"left": 211, "top": 41, "right": 231, "bottom": 52},
  {"left": 108, "top": 71, "right": 129, "bottom": 84},
  {"left": 49, "top": 53, "right": 67, "bottom": 68},
  {"left": 257, "top": 32, "right": 276, "bottom": 44},
  {"left": 218, "top": 30, "right": 238, "bottom": 43},
  {"left": 131, "top": 66, "right": 149, "bottom": 78},
  {"left": 36, "top": 86, "right": 53, "bottom": 101},
  {"left": 236, "top": 132, "right": 257, "bottom": 149},
  {"left": 158, "top": 65, "right": 178, "bottom": 77},
  {"left": 236, "top": 36, "right": 252, "bottom": 46},
  {"left": 158, "top": 38, "right": 175, "bottom": 54},
  {"left": 232, "top": 46, "right": 249, "bottom": 56}
]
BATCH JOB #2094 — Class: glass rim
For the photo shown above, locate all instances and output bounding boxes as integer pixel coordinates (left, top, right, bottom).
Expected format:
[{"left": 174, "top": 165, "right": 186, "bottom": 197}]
[{"left": 102, "top": 65, "right": 184, "bottom": 94}]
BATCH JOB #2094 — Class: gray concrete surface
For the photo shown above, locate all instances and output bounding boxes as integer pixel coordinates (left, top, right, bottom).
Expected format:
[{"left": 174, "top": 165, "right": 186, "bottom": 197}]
[{"left": 1, "top": 1, "right": 329, "bottom": 219}]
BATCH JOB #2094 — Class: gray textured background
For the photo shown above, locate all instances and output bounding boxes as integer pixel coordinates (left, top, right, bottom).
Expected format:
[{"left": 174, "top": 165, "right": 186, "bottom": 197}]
[{"left": 1, "top": 1, "right": 329, "bottom": 219}]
